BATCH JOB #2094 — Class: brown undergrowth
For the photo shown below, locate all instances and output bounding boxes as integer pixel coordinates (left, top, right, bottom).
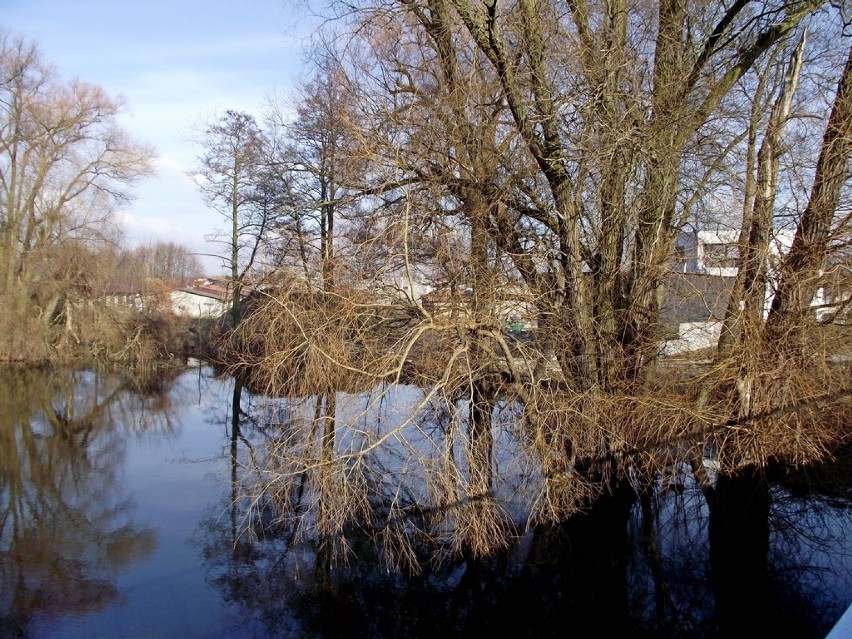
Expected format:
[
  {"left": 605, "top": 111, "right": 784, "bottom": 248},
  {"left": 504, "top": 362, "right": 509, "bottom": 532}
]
[{"left": 219, "top": 285, "right": 852, "bottom": 571}]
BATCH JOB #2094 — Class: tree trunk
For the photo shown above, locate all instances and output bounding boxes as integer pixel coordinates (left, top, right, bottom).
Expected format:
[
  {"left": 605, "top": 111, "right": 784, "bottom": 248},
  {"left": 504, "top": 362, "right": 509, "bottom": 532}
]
[{"left": 766, "top": 45, "right": 852, "bottom": 344}]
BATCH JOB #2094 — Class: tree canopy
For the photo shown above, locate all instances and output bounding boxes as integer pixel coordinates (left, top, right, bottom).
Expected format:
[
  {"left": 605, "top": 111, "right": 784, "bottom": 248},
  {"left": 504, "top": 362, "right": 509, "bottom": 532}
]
[{"left": 0, "top": 33, "right": 155, "bottom": 359}]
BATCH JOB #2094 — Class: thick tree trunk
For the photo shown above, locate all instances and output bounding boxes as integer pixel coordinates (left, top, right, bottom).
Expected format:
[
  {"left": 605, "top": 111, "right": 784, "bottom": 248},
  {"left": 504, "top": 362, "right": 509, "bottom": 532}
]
[{"left": 766, "top": 45, "right": 852, "bottom": 342}]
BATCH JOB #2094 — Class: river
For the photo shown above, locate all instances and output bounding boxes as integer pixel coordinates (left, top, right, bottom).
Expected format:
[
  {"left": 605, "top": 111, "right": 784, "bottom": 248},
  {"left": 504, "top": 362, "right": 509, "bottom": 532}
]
[{"left": 1, "top": 363, "right": 849, "bottom": 638}]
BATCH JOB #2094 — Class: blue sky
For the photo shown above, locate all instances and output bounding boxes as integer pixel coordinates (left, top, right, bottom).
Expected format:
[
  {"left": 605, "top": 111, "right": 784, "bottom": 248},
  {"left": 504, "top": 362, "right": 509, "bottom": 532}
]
[{"left": 4, "top": 0, "right": 319, "bottom": 274}]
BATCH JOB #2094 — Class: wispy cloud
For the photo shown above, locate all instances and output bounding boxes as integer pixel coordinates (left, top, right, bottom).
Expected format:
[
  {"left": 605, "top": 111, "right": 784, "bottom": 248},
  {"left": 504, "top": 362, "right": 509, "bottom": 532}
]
[{"left": 6, "top": 0, "right": 312, "bottom": 274}]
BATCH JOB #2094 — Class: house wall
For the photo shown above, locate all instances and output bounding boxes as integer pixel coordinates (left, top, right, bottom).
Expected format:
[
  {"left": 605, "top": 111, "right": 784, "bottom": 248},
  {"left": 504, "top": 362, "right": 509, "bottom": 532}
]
[
  {"left": 674, "top": 229, "right": 741, "bottom": 277},
  {"left": 170, "top": 290, "right": 226, "bottom": 318},
  {"left": 662, "top": 321, "right": 723, "bottom": 356}
]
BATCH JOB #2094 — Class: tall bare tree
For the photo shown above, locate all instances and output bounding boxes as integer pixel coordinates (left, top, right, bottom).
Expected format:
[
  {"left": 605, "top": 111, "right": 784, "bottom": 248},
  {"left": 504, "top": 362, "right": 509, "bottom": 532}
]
[
  {"left": 266, "top": 55, "right": 361, "bottom": 292},
  {"left": 192, "top": 110, "right": 270, "bottom": 326},
  {"left": 0, "top": 34, "right": 154, "bottom": 357}
]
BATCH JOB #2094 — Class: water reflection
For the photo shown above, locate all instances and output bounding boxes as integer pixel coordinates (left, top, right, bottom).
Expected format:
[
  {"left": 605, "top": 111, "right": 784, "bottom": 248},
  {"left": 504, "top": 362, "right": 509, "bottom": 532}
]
[
  {"left": 0, "top": 367, "right": 176, "bottom": 636},
  {"left": 198, "top": 477, "right": 850, "bottom": 637},
  {"left": 199, "top": 382, "right": 852, "bottom": 638}
]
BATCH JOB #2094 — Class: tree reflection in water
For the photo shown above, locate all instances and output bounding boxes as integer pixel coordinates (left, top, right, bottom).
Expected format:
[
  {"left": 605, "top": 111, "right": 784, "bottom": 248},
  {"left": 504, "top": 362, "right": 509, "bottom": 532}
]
[
  {"left": 0, "top": 367, "right": 177, "bottom": 636},
  {"left": 198, "top": 383, "right": 852, "bottom": 638}
]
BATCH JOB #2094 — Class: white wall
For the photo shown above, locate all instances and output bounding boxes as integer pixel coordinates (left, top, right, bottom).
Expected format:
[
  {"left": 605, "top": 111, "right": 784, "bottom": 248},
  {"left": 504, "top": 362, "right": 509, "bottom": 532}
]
[
  {"left": 662, "top": 321, "right": 723, "bottom": 356},
  {"left": 170, "top": 290, "right": 226, "bottom": 318}
]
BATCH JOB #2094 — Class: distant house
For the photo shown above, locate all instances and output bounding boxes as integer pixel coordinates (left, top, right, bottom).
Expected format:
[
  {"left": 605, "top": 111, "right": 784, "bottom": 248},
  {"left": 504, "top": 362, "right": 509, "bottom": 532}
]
[
  {"left": 660, "top": 273, "right": 734, "bottom": 356},
  {"left": 673, "top": 228, "right": 742, "bottom": 277},
  {"left": 170, "top": 280, "right": 229, "bottom": 318},
  {"left": 664, "top": 227, "right": 769, "bottom": 355},
  {"left": 663, "top": 226, "right": 844, "bottom": 354}
]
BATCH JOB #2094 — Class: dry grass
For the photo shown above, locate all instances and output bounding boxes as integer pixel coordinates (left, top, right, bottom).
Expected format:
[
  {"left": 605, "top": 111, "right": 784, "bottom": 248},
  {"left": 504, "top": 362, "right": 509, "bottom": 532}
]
[{"left": 221, "top": 283, "right": 852, "bottom": 572}]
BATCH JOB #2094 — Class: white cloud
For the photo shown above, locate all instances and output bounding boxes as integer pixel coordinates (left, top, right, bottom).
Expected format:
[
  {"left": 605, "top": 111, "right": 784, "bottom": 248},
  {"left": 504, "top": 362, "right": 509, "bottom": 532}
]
[
  {"left": 155, "top": 155, "right": 192, "bottom": 179},
  {"left": 7, "top": 0, "right": 315, "bottom": 276}
]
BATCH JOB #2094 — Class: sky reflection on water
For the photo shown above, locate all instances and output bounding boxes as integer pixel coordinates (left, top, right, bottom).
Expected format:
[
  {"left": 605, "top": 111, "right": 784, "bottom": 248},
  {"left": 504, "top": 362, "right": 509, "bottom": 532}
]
[{"left": 0, "top": 364, "right": 849, "bottom": 638}]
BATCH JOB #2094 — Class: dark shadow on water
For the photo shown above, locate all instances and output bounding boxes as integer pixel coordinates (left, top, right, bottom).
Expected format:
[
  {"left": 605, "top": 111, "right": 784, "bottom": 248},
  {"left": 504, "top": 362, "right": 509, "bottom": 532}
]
[
  {"left": 190, "top": 374, "right": 852, "bottom": 638},
  {"left": 198, "top": 419, "right": 852, "bottom": 639}
]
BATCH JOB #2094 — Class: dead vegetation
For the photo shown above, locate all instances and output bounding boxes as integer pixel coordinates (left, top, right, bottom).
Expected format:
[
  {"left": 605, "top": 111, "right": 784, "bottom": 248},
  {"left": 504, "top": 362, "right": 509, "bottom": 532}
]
[{"left": 219, "top": 276, "right": 851, "bottom": 572}]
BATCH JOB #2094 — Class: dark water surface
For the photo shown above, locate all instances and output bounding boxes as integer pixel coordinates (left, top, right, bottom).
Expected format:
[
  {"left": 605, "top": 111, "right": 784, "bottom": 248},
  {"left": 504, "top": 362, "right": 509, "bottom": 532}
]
[{"left": 1, "top": 364, "right": 850, "bottom": 638}]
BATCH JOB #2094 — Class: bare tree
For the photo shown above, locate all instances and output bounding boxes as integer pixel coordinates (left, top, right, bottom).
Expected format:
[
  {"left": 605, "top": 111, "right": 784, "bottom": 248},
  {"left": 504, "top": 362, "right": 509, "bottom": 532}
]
[
  {"left": 333, "top": 0, "right": 836, "bottom": 498},
  {"left": 227, "top": 1, "right": 852, "bottom": 569},
  {"left": 192, "top": 110, "right": 271, "bottom": 326},
  {"left": 265, "top": 54, "right": 363, "bottom": 292},
  {"left": 0, "top": 33, "right": 154, "bottom": 357}
]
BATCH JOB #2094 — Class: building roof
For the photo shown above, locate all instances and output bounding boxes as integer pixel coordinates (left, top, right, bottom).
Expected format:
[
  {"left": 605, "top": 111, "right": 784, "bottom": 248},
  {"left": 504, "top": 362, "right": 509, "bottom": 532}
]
[{"left": 177, "top": 283, "right": 229, "bottom": 302}]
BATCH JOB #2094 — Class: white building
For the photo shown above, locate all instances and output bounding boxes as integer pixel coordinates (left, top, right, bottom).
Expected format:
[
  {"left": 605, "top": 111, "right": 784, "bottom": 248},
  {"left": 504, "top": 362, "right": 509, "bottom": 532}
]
[
  {"left": 673, "top": 228, "right": 742, "bottom": 277},
  {"left": 664, "top": 227, "right": 833, "bottom": 355},
  {"left": 170, "top": 283, "right": 228, "bottom": 319},
  {"left": 673, "top": 228, "right": 799, "bottom": 278}
]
